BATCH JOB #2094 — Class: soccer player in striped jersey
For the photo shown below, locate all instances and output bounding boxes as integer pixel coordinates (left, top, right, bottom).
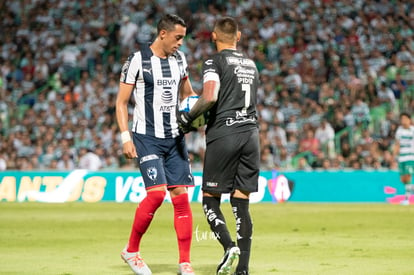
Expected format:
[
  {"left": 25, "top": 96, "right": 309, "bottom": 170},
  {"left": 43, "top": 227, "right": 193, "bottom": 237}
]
[
  {"left": 393, "top": 112, "right": 414, "bottom": 205},
  {"left": 116, "top": 14, "right": 197, "bottom": 275},
  {"left": 178, "top": 17, "right": 260, "bottom": 275}
]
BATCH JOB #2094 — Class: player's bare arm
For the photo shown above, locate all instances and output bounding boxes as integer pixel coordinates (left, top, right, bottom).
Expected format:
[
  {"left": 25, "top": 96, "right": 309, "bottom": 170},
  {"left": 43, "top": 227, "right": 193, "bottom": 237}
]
[
  {"left": 176, "top": 76, "right": 204, "bottom": 133},
  {"left": 179, "top": 76, "right": 199, "bottom": 100},
  {"left": 116, "top": 82, "right": 137, "bottom": 159},
  {"left": 392, "top": 140, "right": 400, "bottom": 157},
  {"left": 393, "top": 140, "right": 400, "bottom": 159}
]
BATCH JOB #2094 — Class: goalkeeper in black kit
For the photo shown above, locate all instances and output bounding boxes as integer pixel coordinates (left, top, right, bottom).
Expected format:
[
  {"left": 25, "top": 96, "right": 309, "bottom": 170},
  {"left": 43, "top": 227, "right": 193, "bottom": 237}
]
[{"left": 178, "top": 17, "right": 260, "bottom": 275}]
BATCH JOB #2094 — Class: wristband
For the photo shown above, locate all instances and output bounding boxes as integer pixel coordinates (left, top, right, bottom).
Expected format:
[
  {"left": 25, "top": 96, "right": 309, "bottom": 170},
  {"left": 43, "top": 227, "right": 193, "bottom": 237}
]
[{"left": 121, "top": 131, "right": 131, "bottom": 144}]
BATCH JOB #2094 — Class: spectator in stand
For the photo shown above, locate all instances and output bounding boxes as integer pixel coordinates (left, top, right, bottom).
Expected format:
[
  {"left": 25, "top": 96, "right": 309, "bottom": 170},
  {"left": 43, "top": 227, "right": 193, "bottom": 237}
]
[
  {"left": 269, "top": 119, "right": 287, "bottom": 147},
  {"left": 390, "top": 73, "right": 407, "bottom": 101},
  {"left": 260, "top": 146, "right": 275, "bottom": 171},
  {"left": 297, "top": 157, "right": 312, "bottom": 171},
  {"left": 284, "top": 66, "right": 302, "bottom": 93},
  {"left": 285, "top": 115, "right": 299, "bottom": 137},
  {"left": 321, "top": 158, "right": 332, "bottom": 170},
  {"left": 56, "top": 152, "right": 75, "bottom": 171},
  {"left": 377, "top": 82, "right": 396, "bottom": 110},
  {"left": 78, "top": 147, "right": 103, "bottom": 171},
  {"left": 285, "top": 133, "right": 299, "bottom": 157},
  {"left": 274, "top": 146, "right": 292, "bottom": 170},
  {"left": 351, "top": 96, "right": 371, "bottom": 129},
  {"left": 311, "top": 151, "right": 327, "bottom": 169},
  {"left": 136, "top": 15, "right": 157, "bottom": 49},
  {"left": 363, "top": 75, "right": 379, "bottom": 106},
  {"left": 0, "top": 150, "right": 7, "bottom": 171},
  {"left": 119, "top": 15, "right": 139, "bottom": 53},
  {"left": 314, "top": 119, "right": 336, "bottom": 159}
]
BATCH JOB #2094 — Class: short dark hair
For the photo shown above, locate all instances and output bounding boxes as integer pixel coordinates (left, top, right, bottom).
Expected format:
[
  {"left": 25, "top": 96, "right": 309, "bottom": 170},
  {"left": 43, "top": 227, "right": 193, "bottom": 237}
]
[
  {"left": 400, "top": 111, "right": 411, "bottom": 120},
  {"left": 157, "top": 14, "right": 186, "bottom": 34},
  {"left": 214, "top": 17, "right": 238, "bottom": 36}
]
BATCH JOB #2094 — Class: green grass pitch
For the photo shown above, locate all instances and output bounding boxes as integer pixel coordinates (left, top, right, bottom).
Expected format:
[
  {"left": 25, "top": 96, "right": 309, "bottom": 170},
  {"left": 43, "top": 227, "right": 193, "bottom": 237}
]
[{"left": 1, "top": 202, "right": 414, "bottom": 275}]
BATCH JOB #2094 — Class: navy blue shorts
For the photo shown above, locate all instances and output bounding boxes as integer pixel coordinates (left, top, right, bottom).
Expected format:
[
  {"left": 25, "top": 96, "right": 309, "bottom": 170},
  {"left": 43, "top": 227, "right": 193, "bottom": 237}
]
[{"left": 133, "top": 133, "right": 194, "bottom": 189}]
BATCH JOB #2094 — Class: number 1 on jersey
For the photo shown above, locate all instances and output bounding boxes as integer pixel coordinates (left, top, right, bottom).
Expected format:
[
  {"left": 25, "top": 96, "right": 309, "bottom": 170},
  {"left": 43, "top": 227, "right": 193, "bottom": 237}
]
[{"left": 241, "top": 83, "right": 251, "bottom": 115}]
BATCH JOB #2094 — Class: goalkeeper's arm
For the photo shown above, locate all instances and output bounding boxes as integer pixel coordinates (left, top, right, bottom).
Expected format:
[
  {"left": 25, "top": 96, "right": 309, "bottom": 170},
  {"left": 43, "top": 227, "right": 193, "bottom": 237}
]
[
  {"left": 177, "top": 73, "right": 220, "bottom": 133},
  {"left": 188, "top": 73, "right": 220, "bottom": 119}
]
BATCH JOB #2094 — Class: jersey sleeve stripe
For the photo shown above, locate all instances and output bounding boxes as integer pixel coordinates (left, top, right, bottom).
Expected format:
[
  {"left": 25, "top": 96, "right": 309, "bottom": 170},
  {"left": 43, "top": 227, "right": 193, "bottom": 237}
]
[
  {"left": 203, "top": 71, "right": 220, "bottom": 83},
  {"left": 123, "top": 52, "right": 142, "bottom": 85}
]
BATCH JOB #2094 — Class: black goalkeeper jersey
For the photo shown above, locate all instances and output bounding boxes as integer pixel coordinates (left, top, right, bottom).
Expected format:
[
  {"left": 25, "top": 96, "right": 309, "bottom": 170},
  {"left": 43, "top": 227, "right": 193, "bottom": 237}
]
[{"left": 202, "top": 49, "right": 259, "bottom": 143}]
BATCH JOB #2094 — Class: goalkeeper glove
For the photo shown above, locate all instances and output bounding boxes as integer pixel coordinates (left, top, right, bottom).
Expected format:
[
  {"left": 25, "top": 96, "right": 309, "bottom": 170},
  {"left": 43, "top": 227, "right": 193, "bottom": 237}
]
[{"left": 177, "top": 111, "right": 196, "bottom": 134}]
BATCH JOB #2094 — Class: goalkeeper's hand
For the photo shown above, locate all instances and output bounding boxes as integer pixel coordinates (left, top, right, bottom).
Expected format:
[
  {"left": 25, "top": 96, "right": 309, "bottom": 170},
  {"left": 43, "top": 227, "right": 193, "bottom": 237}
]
[{"left": 177, "top": 111, "right": 196, "bottom": 134}]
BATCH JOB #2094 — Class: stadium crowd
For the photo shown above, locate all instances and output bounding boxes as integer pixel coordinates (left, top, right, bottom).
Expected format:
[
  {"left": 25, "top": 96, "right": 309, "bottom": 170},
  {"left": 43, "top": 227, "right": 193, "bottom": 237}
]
[{"left": 0, "top": 0, "right": 413, "bottom": 171}]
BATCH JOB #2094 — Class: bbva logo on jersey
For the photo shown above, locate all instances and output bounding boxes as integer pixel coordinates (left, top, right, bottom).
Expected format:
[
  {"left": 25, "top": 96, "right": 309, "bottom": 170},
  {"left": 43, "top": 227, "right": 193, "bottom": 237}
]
[{"left": 157, "top": 79, "right": 177, "bottom": 86}]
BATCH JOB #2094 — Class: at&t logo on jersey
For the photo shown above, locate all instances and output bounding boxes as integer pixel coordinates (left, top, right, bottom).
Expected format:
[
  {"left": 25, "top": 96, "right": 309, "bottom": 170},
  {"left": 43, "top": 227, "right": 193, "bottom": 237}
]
[
  {"left": 159, "top": 105, "right": 175, "bottom": 112},
  {"left": 159, "top": 88, "right": 175, "bottom": 112},
  {"left": 161, "top": 89, "right": 173, "bottom": 104}
]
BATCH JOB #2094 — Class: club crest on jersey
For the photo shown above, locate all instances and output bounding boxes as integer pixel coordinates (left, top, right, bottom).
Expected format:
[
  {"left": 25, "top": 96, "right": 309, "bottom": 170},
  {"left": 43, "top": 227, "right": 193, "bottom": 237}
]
[
  {"left": 147, "top": 167, "right": 158, "bottom": 181},
  {"left": 120, "top": 60, "right": 131, "bottom": 81}
]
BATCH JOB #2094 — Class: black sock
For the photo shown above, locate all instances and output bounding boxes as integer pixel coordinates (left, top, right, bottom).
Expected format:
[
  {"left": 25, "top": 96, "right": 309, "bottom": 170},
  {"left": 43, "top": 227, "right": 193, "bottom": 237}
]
[
  {"left": 231, "top": 197, "right": 252, "bottom": 273},
  {"left": 202, "top": 196, "right": 233, "bottom": 251}
]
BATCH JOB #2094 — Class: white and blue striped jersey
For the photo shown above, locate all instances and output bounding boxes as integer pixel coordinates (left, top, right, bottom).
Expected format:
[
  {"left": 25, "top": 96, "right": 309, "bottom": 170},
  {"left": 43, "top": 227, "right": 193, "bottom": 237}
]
[
  {"left": 120, "top": 45, "right": 188, "bottom": 138},
  {"left": 395, "top": 125, "right": 414, "bottom": 163}
]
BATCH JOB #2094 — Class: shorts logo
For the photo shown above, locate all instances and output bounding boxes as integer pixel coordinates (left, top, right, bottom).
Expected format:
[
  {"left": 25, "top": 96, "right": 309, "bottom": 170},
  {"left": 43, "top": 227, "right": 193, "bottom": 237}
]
[
  {"left": 206, "top": 181, "right": 218, "bottom": 187},
  {"left": 147, "top": 167, "right": 158, "bottom": 181},
  {"left": 140, "top": 154, "right": 159, "bottom": 164}
]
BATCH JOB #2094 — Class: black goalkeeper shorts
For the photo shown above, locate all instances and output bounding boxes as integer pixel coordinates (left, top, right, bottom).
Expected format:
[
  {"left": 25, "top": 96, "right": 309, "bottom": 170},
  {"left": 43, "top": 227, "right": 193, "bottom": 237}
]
[{"left": 202, "top": 128, "right": 260, "bottom": 194}]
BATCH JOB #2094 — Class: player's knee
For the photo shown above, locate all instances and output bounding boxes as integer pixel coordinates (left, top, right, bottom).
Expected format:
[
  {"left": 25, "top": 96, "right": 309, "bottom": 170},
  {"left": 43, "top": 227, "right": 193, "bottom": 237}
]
[
  {"left": 231, "top": 189, "right": 250, "bottom": 200},
  {"left": 146, "top": 190, "right": 166, "bottom": 206},
  {"left": 171, "top": 192, "right": 189, "bottom": 206},
  {"left": 169, "top": 186, "right": 188, "bottom": 197}
]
